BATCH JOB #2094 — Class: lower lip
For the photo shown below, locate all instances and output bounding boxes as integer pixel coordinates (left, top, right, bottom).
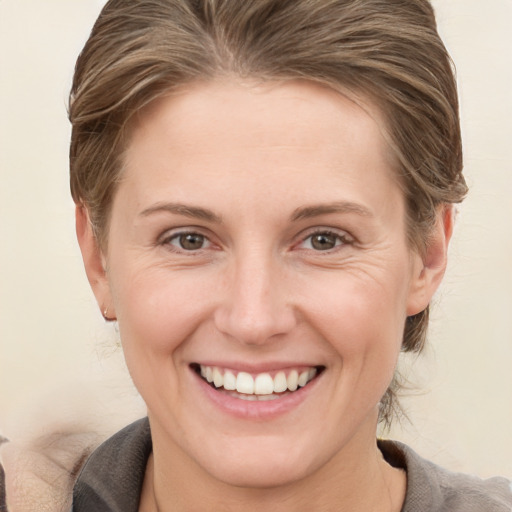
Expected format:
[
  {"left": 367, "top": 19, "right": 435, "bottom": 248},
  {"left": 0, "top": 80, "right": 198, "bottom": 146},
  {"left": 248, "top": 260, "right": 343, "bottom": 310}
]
[{"left": 193, "top": 369, "right": 320, "bottom": 420}]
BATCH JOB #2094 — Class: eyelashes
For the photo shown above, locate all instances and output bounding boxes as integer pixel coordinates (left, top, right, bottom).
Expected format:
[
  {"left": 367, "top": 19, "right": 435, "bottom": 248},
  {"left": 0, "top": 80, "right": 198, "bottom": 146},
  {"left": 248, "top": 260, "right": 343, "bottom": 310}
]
[
  {"left": 297, "top": 230, "right": 353, "bottom": 252},
  {"left": 159, "top": 228, "right": 353, "bottom": 255},
  {"left": 164, "top": 232, "right": 211, "bottom": 251}
]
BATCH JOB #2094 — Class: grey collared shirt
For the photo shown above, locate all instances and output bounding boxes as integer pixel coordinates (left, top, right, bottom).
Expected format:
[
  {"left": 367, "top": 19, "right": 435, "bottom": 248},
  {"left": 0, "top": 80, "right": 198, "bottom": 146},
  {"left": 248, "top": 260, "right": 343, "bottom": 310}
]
[{"left": 1, "top": 436, "right": 9, "bottom": 512}]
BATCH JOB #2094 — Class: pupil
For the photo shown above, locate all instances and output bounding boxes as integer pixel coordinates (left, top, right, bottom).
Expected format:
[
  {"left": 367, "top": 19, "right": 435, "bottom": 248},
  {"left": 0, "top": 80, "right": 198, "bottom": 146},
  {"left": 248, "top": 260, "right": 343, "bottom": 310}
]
[
  {"left": 180, "top": 234, "right": 204, "bottom": 250},
  {"left": 312, "top": 233, "right": 336, "bottom": 250}
]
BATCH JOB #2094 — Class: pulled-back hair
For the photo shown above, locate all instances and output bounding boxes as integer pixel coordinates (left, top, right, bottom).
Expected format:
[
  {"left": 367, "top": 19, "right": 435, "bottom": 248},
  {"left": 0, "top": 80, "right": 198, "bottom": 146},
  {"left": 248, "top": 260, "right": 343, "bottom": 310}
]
[{"left": 69, "top": 0, "right": 467, "bottom": 423}]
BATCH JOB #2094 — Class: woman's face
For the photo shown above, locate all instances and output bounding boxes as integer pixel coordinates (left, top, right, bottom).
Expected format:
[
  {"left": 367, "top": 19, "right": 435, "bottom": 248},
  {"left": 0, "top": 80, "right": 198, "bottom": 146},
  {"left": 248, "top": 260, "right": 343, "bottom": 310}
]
[{"left": 80, "top": 80, "right": 445, "bottom": 487}]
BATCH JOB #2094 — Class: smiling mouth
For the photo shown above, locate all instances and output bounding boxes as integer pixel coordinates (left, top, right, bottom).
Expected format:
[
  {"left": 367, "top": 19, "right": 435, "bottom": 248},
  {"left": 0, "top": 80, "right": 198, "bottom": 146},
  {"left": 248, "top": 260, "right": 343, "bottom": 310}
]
[{"left": 191, "top": 364, "right": 324, "bottom": 401}]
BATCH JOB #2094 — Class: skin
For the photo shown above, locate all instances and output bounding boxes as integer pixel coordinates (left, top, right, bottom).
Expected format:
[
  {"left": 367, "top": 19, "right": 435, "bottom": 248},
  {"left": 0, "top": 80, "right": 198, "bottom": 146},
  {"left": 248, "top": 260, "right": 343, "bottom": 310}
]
[{"left": 77, "top": 79, "right": 452, "bottom": 511}]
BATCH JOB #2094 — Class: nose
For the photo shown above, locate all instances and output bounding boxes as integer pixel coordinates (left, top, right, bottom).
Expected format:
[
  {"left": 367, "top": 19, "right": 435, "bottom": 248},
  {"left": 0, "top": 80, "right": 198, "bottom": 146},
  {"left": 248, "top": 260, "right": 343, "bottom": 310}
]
[{"left": 213, "top": 254, "right": 297, "bottom": 346}]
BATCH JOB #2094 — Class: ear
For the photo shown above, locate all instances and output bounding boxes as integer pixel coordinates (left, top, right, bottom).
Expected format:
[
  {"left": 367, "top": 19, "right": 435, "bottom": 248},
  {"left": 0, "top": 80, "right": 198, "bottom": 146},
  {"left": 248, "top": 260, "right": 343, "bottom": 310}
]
[
  {"left": 406, "top": 205, "right": 454, "bottom": 316},
  {"left": 75, "top": 205, "right": 116, "bottom": 320}
]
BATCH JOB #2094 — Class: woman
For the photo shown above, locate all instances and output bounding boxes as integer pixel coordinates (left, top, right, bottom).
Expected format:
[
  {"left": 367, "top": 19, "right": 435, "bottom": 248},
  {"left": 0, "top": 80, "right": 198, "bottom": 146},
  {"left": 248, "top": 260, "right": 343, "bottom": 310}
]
[{"left": 67, "top": 0, "right": 511, "bottom": 511}]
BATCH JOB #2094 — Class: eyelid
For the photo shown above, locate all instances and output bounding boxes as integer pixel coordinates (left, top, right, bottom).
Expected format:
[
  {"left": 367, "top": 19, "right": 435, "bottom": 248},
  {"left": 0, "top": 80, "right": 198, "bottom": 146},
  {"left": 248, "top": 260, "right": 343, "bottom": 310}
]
[
  {"left": 158, "top": 224, "right": 209, "bottom": 241},
  {"left": 295, "top": 227, "right": 354, "bottom": 250},
  {"left": 156, "top": 226, "right": 353, "bottom": 253},
  {"left": 158, "top": 227, "right": 214, "bottom": 251}
]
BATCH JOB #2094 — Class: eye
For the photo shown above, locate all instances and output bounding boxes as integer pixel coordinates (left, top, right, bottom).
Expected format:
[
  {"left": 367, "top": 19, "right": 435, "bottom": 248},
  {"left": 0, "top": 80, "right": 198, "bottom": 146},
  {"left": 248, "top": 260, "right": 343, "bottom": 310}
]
[
  {"left": 164, "top": 232, "right": 211, "bottom": 251},
  {"left": 300, "top": 230, "right": 351, "bottom": 251}
]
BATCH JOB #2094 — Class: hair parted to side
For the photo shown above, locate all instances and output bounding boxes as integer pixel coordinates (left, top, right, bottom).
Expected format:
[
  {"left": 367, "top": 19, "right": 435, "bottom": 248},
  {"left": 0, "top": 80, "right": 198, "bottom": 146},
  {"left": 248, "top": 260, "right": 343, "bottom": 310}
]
[{"left": 69, "top": 0, "right": 467, "bottom": 424}]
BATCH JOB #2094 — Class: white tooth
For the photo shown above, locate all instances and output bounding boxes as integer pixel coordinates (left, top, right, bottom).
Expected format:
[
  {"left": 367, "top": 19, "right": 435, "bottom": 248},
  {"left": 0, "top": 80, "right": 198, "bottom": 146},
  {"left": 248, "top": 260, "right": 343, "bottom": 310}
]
[
  {"left": 213, "top": 367, "right": 223, "bottom": 388},
  {"left": 254, "top": 373, "right": 274, "bottom": 395},
  {"left": 200, "top": 365, "right": 207, "bottom": 378},
  {"left": 298, "top": 370, "right": 309, "bottom": 387},
  {"left": 223, "top": 371, "right": 236, "bottom": 391},
  {"left": 308, "top": 368, "right": 317, "bottom": 381},
  {"left": 273, "top": 372, "right": 288, "bottom": 393},
  {"left": 287, "top": 370, "right": 299, "bottom": 391},
  {"left": 236, "top": 372, "right": 254, "bottom": 394},
  {"left": 205, "top": 366, "right": 214, "bottom": 383}
]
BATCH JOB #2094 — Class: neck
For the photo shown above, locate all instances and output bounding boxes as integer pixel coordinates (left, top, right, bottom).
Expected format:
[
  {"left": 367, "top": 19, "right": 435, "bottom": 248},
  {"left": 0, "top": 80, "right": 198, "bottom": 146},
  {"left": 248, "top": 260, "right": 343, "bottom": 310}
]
[{"left": 140, "top": 417, "right": 406, "bottom": 512}]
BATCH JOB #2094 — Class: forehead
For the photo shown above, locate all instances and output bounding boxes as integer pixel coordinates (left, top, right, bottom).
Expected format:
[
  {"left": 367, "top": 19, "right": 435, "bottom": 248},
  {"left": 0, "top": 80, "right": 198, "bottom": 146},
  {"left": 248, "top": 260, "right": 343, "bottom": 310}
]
[
  {"left": 137, "top": 79, "right": 384, "bottom": 133},
  {"left": 126, "top": 79, "right": 393, "bottom": 171},
  {"left": 120, "top": 79, "right": 402, "bottom": 219}
]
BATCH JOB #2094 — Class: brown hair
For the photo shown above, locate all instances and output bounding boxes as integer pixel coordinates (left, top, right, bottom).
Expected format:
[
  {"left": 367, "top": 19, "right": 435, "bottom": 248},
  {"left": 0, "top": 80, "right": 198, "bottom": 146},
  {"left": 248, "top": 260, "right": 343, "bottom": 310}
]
[{"left": 69, "top": 0, "right": 467, "bottom": 423}]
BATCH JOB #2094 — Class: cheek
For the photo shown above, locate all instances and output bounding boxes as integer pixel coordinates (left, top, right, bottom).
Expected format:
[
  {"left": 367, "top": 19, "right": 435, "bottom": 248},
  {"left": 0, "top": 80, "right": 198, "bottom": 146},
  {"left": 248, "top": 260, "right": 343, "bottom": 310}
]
[
  {"left": 111, "top": 266, "right": 214, "bottom": 357},
  {"left": 297, "top": 267, "right": 409, "bottom": 395},
  {"left": 303, "top": 271, "right": 408, "bottom": 346},
  {"left": 109, "top": 267, "right": 218, "bottom": 417},
  {"left": 319, "top": 299, "right": 404, "bottom": 387}
]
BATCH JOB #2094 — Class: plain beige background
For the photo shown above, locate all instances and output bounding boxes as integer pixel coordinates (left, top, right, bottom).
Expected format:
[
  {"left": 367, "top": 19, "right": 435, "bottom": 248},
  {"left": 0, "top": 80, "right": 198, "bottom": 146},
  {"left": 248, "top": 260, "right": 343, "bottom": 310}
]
[{"left": 1, "top": 0, "right": 511, "bottom": 478}]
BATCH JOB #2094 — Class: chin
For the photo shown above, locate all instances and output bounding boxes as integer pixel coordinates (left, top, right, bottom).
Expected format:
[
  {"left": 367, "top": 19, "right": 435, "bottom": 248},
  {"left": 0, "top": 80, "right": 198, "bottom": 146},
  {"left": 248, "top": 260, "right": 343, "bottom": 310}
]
[
  {"left": 211, "top": 459, "right": 311, "bottom": 489},
  {"left": 191, "top": 436, "right": 321, "bottom": 489}
]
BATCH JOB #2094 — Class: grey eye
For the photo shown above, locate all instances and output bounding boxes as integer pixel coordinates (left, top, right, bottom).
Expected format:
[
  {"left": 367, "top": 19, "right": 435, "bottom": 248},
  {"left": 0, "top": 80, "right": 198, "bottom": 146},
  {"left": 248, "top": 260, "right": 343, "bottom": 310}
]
[
  {"left": 299, "top": 230, "right": 351, "bottom": 252},
  {"left": 310, "top": 233, "right": 338, "bottom": 250},
  {"left": 168, "top": 233, "right": 208, "bottom": 251}
]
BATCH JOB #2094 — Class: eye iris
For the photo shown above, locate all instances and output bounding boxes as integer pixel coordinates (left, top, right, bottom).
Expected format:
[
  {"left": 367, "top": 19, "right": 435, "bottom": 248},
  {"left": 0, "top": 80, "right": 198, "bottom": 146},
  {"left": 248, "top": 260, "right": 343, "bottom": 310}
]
[
  {"left": 179, "top": 233, "right": 205, "bottom": 250},
  {"left": 311, "top": 233, "right": 336, "bottom": 250}
]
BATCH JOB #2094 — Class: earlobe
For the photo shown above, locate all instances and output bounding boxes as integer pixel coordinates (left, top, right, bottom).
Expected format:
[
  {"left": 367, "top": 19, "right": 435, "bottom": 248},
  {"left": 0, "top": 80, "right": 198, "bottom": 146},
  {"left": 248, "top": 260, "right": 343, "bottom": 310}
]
[
  {"left": 75, "top": 205, "right": 116, "bottom": 320},
  {"left": 406, "top": 205, "right": 454, "bottom": 316}
]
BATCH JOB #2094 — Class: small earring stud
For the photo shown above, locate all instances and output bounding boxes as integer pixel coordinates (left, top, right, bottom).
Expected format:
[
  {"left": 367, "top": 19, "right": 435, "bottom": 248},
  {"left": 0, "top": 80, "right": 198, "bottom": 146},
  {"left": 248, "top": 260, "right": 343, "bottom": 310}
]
[{"left": 102, "top": 306, "right": 116, "bottom": 322}]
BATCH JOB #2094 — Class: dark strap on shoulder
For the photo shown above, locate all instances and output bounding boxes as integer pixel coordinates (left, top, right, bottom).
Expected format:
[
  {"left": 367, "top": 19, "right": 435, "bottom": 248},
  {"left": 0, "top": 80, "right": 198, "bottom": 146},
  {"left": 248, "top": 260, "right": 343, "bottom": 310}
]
[
  {"left": 0, "top": 462, "right": 7, "bottom": 512},
  {"left": 0, "top": 435, "right": 9, "bottom": 512},
  {"left": 71, "top": 418, "right": 151, "bottom": 512}
]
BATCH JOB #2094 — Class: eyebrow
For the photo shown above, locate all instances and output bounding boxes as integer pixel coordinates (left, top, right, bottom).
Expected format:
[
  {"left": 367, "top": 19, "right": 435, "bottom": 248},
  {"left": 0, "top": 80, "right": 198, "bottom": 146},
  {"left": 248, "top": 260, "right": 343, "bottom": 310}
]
[
  {"left": 291, "top": 201, "right": 373, "bottom": 221},
  {"left": 139, "top": 202, "right": 222, "bottom": 223},
  {"left": 139, "top": 201, "right": 371, "bottom": 223}
]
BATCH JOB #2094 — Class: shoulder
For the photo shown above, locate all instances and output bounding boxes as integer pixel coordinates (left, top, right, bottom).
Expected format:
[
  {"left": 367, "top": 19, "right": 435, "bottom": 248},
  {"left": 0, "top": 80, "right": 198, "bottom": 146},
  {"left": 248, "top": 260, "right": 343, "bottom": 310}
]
[
  {"left": 72, "top": 418, "right": 151, "bottom": 512},
  {"left": 0, "top": 428, "right": 100, "bottom": 512},
  {"left": 380, "top": 440, "right": 512, "bottom": 512}
]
